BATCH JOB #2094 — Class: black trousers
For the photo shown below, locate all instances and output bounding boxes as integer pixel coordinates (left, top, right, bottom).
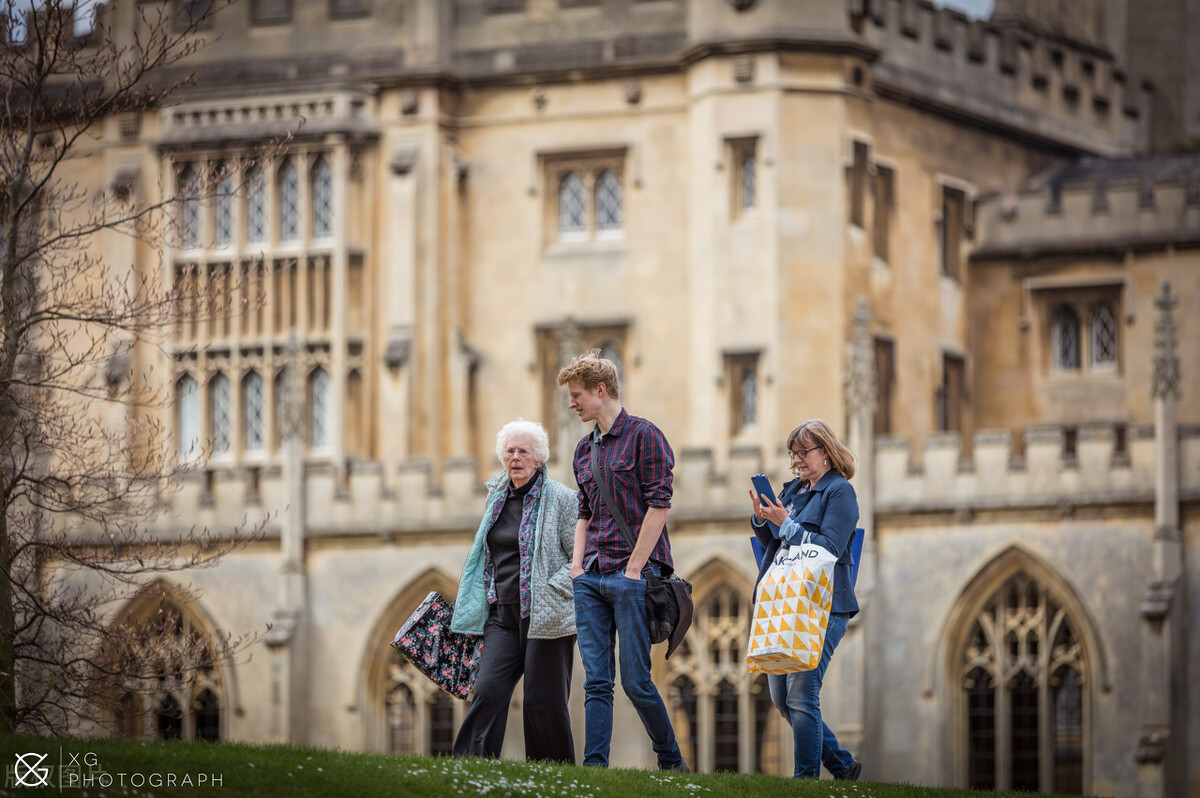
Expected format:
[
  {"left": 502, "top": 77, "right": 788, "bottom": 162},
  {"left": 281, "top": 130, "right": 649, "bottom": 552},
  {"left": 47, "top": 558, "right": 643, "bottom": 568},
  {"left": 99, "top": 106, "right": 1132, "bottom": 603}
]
[{"left": 452, "top": 603, "right": 576, "bottom": 763}]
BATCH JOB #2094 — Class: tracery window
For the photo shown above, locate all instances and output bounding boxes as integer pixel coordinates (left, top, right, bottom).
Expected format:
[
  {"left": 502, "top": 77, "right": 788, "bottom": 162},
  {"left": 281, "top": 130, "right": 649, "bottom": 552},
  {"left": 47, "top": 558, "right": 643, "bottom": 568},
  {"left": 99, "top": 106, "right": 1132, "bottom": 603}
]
[
  {"left": 164, "top": 139, "right": 349, "bottom": 470},
  {"left": 385, "top": 654, "right": 459, "bottom": 756},
  {"left": 961, "top": 572, "right": 1087, "bottom": 793},
  {"left": 665, "top": 581, "right": 781, "bottom": 773},
  {"left": 108, "top": 593, "right": 225, "bottom": 742}
]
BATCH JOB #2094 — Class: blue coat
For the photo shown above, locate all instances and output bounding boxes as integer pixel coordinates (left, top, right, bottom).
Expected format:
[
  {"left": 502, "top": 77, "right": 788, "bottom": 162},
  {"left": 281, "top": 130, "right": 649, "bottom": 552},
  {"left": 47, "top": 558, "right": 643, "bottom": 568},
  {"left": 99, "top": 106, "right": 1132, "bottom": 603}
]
[{"left": 752, "top": 470, "right": 860, "bottom": 617}]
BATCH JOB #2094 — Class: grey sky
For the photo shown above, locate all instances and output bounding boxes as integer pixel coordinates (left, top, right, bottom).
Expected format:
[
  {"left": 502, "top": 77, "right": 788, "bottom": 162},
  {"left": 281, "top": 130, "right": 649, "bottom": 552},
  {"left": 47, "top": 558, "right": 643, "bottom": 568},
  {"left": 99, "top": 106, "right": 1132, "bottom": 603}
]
[{"left": 933, "top": 0, "right": 995, "bottom": 19}]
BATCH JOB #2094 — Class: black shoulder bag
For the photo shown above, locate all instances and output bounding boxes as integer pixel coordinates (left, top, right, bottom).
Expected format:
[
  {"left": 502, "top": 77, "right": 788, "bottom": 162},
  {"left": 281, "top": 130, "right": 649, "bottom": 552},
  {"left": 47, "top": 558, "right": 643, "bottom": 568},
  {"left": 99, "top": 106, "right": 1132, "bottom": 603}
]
[{"left": 589, "top": 437, "right": 693, "bottom": 659}]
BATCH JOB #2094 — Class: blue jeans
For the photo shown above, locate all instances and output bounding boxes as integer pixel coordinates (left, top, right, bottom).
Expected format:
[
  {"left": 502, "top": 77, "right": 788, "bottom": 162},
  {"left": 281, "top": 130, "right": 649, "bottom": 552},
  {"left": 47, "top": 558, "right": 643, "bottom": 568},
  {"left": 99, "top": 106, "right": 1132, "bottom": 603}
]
[
  {"left": 573, "top": 567, "right": 683, "bottom": 768},
  {"left": 769, "top": 612, "right": 856, "bottom": 779}
]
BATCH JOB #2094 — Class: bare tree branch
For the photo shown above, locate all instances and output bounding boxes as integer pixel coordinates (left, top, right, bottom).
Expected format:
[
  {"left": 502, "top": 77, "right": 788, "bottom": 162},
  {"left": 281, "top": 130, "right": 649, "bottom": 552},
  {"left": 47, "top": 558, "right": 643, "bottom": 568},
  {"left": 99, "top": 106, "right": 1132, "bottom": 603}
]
[{"left": 1, "top": 0, "right": 275, "bottom": 735}]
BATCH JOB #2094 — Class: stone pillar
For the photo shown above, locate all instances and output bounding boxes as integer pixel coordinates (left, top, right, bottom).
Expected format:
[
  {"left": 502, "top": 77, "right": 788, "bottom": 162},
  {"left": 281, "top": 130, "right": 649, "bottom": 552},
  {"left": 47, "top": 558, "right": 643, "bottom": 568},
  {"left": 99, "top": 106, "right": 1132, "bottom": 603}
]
[
  {"left": 385, "top": 147, "right": 419, "bottom": 463},
  {"left": 551, "top": 319, "right": 584, "bottom": 485},
  {"left": 826, "top": 297, "right": 876, "bottom": 770},
  {"left": 1135, "top": 282, "right": 1183, "bottom": 797},
  {"left": 265, "top": 332, "right": 310, "bottom": 743},
  {"left": 329, "top": 136, "right": 350, "bottom": 484}
]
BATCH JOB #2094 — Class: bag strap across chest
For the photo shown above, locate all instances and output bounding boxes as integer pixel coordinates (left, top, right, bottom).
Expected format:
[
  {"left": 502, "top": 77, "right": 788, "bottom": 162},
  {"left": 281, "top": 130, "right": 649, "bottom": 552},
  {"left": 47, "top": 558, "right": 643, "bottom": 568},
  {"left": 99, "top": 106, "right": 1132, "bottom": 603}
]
[{"left": 589, "top": 435, "right": 650, "bottom": 575}]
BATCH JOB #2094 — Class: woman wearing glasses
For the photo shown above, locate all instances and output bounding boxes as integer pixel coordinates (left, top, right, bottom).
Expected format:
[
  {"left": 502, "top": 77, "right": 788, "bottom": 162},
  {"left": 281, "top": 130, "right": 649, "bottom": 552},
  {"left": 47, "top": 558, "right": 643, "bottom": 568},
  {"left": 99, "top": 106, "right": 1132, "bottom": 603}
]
[{"left": 747, "top": 419, "right": 862, "bottom": 781}]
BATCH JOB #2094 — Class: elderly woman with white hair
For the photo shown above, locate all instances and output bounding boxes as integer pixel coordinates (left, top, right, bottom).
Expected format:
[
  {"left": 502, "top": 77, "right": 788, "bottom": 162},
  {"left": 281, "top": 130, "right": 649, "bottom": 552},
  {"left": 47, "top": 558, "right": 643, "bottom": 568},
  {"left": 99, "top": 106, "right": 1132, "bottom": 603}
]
[{"left": 450, "top": 419, "right": 579, "bottom": 763}]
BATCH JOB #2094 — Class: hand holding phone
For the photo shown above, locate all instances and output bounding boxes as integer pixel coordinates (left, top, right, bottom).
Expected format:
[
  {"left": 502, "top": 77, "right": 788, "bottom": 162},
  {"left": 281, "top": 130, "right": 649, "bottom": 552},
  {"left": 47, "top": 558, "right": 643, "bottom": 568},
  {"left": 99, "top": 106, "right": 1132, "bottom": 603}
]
[{"left": 750, "top": 473, "right": 780, "bottom": 533}]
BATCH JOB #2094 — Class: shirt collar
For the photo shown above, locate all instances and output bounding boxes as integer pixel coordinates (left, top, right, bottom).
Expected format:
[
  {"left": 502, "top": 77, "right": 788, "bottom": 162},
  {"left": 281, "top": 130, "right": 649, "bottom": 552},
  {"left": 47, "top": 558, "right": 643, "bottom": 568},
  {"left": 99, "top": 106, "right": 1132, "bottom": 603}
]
[{"left": 592, "top": 407, "right": 630, "bottom": 443}]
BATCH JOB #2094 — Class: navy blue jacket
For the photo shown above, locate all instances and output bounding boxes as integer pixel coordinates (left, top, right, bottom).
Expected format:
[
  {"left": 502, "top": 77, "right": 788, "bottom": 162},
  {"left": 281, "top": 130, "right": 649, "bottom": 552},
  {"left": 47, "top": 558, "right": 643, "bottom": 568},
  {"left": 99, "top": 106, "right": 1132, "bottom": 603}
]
[{"left": 752, "top": 470, "right": 860, "bottom": 617}]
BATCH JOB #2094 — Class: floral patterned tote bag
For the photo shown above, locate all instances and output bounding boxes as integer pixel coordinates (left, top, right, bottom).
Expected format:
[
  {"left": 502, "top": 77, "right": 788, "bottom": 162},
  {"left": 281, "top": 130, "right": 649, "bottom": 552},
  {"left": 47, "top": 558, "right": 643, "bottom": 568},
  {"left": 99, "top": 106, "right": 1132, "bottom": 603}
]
[{"left": 390, "top": 591, "right": 485, "bottom": 700}]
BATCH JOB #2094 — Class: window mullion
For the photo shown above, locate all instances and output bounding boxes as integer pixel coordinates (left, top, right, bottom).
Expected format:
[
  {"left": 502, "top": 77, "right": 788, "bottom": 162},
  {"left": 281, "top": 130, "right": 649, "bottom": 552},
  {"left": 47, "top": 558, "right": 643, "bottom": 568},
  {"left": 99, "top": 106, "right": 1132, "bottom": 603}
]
[{"left": 996, "top": 676, "right": 1012, "bottom": 791}]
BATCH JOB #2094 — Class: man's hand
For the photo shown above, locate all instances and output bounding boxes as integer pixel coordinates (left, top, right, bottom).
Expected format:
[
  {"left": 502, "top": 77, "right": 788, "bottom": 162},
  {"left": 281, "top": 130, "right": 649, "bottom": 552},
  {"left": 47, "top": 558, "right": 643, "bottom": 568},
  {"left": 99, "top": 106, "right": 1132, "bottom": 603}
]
[{"left": 570, "top": 562, "right": 585, "bottom": 579}]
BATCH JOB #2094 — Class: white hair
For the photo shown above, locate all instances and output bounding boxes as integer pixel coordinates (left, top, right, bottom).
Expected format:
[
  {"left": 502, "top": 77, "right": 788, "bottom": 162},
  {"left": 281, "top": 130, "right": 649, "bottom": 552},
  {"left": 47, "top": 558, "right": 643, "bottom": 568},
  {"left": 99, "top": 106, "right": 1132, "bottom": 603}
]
[{"left": 494, "top": 419, "right": 551, "bottom": 467}]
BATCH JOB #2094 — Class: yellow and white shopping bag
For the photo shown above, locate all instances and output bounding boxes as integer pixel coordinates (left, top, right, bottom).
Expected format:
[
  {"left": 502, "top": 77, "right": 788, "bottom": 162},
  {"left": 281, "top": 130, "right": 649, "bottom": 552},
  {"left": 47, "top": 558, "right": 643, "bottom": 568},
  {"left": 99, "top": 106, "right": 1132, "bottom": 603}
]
[{"left": 746, "top": 534, "right": 836, "bottom": 673}]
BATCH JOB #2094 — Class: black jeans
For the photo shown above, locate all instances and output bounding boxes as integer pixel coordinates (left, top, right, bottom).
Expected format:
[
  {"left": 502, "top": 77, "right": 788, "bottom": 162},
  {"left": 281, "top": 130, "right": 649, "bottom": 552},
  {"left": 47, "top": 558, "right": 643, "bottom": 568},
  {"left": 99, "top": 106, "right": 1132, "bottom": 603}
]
[{"left": 451, "top": 602, "right": 576, "bottom": 763}]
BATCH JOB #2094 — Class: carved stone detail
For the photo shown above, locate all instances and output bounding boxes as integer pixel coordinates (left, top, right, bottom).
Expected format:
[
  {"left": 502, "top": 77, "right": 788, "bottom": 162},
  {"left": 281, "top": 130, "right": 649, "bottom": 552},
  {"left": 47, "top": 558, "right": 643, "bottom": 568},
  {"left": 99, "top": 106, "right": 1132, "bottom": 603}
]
[
  {"left": 1140, "top": 577, "right": 1177, "bottom": 621},
  {"left": 1151, "top": 282, "right": 1180, "bottom": 401}
]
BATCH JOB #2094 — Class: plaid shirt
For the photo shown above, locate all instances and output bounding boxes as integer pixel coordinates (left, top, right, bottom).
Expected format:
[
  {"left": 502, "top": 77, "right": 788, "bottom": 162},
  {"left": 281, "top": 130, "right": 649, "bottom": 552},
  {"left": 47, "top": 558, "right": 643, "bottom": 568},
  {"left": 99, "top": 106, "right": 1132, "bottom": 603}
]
[{"left": 572, "top": 408, "right": 674, "bottom": 573}]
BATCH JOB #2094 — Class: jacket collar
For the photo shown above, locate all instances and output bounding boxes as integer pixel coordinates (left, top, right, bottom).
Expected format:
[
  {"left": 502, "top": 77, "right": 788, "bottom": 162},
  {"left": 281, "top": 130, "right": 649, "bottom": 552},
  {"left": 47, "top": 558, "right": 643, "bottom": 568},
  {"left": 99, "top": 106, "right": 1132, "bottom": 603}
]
[{"left": 783, "top": 468, "right": 840, "bottom": 495}]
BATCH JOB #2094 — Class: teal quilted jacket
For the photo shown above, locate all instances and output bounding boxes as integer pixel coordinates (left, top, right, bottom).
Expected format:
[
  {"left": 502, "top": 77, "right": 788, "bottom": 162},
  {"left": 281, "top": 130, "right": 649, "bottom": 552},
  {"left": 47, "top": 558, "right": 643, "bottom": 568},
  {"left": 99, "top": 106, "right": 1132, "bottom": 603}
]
[{"left": 450, "top": 466, "right": 578, "bottom": 639}]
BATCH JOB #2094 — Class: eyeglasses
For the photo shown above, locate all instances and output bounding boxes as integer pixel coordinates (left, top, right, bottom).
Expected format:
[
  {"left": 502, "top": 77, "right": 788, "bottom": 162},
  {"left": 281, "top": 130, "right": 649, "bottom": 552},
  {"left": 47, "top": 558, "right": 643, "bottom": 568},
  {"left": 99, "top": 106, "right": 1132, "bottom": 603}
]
[{"left": 788, "top": 445, "right": 822, "bottom": 462}]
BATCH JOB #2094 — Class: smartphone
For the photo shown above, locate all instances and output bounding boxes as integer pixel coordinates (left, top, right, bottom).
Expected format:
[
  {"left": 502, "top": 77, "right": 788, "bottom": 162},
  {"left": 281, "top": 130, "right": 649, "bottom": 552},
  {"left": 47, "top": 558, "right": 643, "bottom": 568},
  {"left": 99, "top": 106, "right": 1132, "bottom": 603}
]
[
  {"left": 750, "top": 473, "right": 776, "bottom": 505},
  {"left": 750, "top": 474, "right": 780, "bottom": 533}
]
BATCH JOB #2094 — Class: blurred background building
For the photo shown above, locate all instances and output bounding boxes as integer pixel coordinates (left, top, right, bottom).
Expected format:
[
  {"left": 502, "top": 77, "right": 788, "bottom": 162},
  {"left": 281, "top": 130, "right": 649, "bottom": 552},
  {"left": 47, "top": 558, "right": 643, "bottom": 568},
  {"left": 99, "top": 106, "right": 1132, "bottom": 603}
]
[{"left": 76, "top": 0, "right": 1197, "bottom": 794}]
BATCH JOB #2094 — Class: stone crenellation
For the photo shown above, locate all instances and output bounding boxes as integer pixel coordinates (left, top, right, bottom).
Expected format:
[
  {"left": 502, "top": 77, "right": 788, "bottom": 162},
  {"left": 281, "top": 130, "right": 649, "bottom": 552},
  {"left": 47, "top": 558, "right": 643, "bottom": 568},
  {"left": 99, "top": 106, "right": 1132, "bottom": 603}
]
[
  {"left": 158, "top": 91, "right": 377, "bottom": 149},
  {"left": 150, "top": 423, "right": 1200, "bottom": 538},
  {"left": 852, "top": 0, "right": 1149, "bottom": 156},
  {"left": 973, "top": 153, "right": 1200, "bottom": 257},
  {"left": 874, "top": 423, "right": 1199, "bottom": 513}
]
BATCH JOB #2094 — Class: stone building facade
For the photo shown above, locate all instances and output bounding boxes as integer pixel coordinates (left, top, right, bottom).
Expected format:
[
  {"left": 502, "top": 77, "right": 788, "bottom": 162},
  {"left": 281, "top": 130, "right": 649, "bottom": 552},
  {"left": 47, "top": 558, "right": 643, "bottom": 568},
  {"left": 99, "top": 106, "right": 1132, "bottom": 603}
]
[{"left": 57, "top": 0, "right": 1198, "bottom": 795}]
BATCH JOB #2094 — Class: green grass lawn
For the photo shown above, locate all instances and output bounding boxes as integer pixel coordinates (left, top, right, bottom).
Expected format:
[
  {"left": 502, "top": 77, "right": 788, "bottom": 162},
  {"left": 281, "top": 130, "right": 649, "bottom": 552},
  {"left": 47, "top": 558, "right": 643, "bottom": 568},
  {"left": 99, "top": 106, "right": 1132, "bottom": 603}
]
[{"left": 0, "top": 735, "right": 1075, "bottom": 797}]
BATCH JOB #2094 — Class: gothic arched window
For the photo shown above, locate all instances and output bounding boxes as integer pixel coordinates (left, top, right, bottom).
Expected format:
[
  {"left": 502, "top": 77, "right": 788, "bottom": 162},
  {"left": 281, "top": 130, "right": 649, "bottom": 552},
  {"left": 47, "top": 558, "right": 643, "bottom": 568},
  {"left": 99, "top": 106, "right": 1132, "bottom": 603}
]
[
  {"left": 108, "top": 591, "right": 227, "bottom": 743},
  {"left": 960, "top": 572, "right": 1088, "bottom": 793},
  {"left": 666, "top": 579, "right": 776, "bottom": 773},
  {"left": 384, "top": 652, "right": 465, "bottom": 755}
]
